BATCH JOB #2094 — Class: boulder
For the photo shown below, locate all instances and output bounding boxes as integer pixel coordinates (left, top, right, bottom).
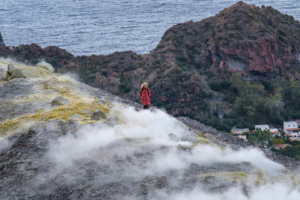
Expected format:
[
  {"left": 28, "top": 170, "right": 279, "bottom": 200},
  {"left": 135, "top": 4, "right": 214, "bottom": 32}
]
[
  {"left": 5, "top": 64, "right": 26, "bottom": 80},
  {"left": 91, "top": 110, "right": 108, "bottom": 120},
  {"left": 12, "top": 69, "right": 26, "bottom": 78},
  {"left": 51, "top": 96, "right": 68, "bottom": 106},
  {"left": 7, "top": 64, "right": 15, "bottom": 73},
  {"left": 92, "top": 100, "right": 105, "bottom": 108},
  {"left": 35, "top": 62, "right": 54, "bottom": 73},
  {"left": 154, "top": 176, "right": 168, "bottom": 189}
]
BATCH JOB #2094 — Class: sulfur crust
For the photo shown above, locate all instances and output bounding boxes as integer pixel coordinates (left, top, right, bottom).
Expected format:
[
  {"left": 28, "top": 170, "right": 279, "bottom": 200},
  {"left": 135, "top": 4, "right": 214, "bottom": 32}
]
[{"left": 0, "top": 60, "right": 117, "bottom": 140}]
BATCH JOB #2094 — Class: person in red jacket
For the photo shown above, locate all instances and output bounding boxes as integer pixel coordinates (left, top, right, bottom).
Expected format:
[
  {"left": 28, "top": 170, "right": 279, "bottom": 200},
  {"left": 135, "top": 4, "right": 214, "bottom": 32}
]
[{"left": 139, "top": 82, "right": 151, "bottom": 109}]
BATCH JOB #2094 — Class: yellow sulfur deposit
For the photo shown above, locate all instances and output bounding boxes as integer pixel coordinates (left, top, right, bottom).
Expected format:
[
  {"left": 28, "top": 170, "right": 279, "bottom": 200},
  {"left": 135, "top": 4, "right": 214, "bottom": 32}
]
[{"left": 0, "top": 59, "right": 117, "bottom": 140}]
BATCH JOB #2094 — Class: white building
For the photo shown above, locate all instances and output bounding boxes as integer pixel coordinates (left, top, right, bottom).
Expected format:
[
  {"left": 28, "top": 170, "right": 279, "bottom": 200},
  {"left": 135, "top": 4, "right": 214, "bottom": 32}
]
[
  {"left": 231, "top": 127, "right": 249, "bottom": 135},
  {"left": 290, "top": 137, "right": 300, "bottom": 142},
  {"left": 283, "top": 121, "right": 300, "bottom": 133},
  {"left": 238, "top": 135, "right": 247, "bottom": 140},
  {"left": 270, "top": 128, "right": 280, "bottom": 137},
  {"left": 255, "top": 125, "right": 269, "bottom": 131},
  {"left": 286, "top": 132, "right": 299, "bottom": 137}
]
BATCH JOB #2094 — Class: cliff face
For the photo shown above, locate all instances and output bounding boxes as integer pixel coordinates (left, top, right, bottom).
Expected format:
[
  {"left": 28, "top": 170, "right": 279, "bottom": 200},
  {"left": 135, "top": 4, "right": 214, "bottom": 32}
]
[
  {"left": 1, "top": 59, "right": 300, "bottom": 199},
  {"left": 208, "top": 40, "right": 295, "bottom": 80}
]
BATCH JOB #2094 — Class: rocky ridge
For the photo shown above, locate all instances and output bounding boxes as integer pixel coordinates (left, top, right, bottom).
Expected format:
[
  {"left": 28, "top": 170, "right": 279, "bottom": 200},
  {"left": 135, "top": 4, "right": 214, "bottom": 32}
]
[{"left": 0, "top": 59, "right": 300, "bottom": 199}]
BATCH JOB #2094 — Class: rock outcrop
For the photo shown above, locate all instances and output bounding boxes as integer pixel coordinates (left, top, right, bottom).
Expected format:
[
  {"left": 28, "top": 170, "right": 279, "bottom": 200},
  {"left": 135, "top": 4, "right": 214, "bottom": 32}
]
[
  {"left": 91, "top": 109, "right": 108, "bottom": 120},
  {"left": 35, "top": 62, "right": 54, "bottom": 73},
  {"left": 5, "top": 63, "right": 26, "bottom": 80},
  {"left": 207, "top": 39, "right": 295, "bottom": 80},
  {"left": 51, "top": 96, "right": 69, "bottom": 106},
  {"left": 0, "top": 33, "right": 4, "bottom": 46}
]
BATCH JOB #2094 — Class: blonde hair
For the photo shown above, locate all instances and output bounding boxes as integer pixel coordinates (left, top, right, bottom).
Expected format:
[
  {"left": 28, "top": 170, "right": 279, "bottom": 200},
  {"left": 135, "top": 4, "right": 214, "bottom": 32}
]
[{"left": 141, "top": 82, "right": 147, "bottom": 88}]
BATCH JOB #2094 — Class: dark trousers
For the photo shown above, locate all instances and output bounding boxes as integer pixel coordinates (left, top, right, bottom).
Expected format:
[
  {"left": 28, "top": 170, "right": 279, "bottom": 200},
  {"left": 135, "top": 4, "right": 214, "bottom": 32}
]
[{"left": 143, "top": 105, "right": 149, "bottom": 109}]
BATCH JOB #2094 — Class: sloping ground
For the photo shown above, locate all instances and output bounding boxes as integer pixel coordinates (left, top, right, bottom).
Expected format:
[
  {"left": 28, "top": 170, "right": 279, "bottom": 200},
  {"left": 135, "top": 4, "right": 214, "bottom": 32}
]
[{"left": 0, "top": 59, "right": 300, "bottom": 199}]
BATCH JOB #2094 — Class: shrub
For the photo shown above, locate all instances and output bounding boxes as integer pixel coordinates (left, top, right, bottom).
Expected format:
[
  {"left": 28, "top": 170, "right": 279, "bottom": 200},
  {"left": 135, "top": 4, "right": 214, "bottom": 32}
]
[
  {"left": 155, "top": 101, "right": 164, "bottom": 107},
  {"left": 248, "top": 14, "right": 255, "bottom": 20},
  {"left": 195, "top": 62, "right": 202, "bottom": 69},
  {"left": 221, "top": 80, "right": 231, "bottom": 88},
  {"left": 49, "top": 58, "right": 58, "bottom": 67},
  {"left": 124, "top": 86, "right": 131, "bottom": 93},
  {"left": 208, "top": 92, "right": 214, "bottom": 98},
  {"left": 177, "top": 55, "right": 186, "bottom": 62},
  {"left": 188, "top": 53, "right": 195, "bottom": 61},
  {"left": 279, "top": 35, "right": 284, "bottom": 41},
  {"left": 182, "top": 66, "right": 188, "bottom": 71},
  {"left": 278, "top": 29, "right": 287, "bottom": 36},
  {"left": 209, "top": 81, "right": 222, "bottom": 91},
  {"left": 234, "top": 24, "right": 242, "bottom": 30},
  {"left": 31, "top": 58, "right": 39, "bottom": 65},
  {"left": 102, "top": 71, "right": 107, "bottom": 76},
  {"left": 224, "top": 94, "right": 235, "bottom": 103},
  {"left": 197, "top": 91, "right": 207, "bottom": 98},
  {"left": 204, "top": 38, "right": 209, "bottom": 43},
  {"left": 24, "top": 52, "right": 30, "bottom": 60}
]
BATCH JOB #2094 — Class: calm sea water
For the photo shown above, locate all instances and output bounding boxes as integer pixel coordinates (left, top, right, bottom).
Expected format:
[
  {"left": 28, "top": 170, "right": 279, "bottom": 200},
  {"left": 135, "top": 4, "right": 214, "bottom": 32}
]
[{"left": 0, "top": 0, "right": 299, "bottom": 56}]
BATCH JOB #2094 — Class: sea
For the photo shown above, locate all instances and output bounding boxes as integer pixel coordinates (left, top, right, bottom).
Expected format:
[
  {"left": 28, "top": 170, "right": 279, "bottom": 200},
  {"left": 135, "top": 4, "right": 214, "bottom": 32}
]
[{"left": 0, "top": 0, "right": 299, "bottom": 56}]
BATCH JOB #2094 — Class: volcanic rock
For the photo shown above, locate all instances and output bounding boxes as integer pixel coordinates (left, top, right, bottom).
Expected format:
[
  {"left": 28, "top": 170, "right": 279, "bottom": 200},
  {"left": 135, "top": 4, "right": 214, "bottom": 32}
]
[
  {"left": 91, "top": 109, "right": 108, "bottom": 120},
  {"left": 51, "top": 96, "right": 69, "bottom": 106},
  {"left": 154, "top": 176, "right": 168, "bottom": 189},
  {"left": 5, "top": 64, "right": 26, "bottom": 80},
  {"left": 35, "top": 62, "right": 54, "bottom": 73}
]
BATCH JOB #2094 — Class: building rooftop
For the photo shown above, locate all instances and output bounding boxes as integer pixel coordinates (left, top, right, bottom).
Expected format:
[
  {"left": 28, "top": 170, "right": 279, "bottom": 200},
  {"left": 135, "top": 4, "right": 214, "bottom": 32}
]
[
  {"left": 272, "top": 144, "right": 289, "bottom": 149},
  {"left": 286, "top": 128, "right": 300, "bottom": 131},
  {"left": 271, "top": 131, "right": 280, "bottom": 134}
]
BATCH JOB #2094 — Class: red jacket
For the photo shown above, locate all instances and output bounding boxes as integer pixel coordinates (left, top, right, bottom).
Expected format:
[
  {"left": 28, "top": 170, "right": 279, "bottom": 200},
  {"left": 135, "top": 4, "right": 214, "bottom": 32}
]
[{"left": 139, "top": 87, "right": 151, "bottom": 105}]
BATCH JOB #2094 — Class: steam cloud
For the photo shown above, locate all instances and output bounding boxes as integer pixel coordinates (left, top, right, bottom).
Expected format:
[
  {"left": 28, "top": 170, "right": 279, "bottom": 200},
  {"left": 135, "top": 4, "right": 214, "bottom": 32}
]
[
  {"left": 43, "top": 106, "right": 299, "bottom": 199},
  {"left": 0, "top": 137, "right": 12, "bottom": 153}
]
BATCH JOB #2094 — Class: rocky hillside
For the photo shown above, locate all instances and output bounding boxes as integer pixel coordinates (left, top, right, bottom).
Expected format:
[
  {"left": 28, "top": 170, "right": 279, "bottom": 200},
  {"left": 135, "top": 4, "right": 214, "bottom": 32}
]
[
  {"left": 1, "top": 2, "right": 300, "bottom": 131},
  {"left": 1, "top": 59, "right": 300, "bottom": 199}
]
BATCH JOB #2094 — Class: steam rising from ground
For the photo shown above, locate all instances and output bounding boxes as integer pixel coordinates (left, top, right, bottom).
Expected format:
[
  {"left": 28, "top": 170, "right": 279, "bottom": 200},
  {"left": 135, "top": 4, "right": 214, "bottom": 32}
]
[
  {"left": 62, "top": 72, "right": 80, "bottom": 82},
  {"left": 0, "top": 137, "right": 11, "bottom": 153},
  {"left": 156, "top": 183, "right": 300, "bottom": 200},
  {"left": 44, "top": 106, "right": 299, "bottom": 199}
]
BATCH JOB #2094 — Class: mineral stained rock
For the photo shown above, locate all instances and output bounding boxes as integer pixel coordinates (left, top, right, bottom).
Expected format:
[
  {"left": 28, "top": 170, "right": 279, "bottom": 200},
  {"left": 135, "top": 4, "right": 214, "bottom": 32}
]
[
  {"left": 91, "top": 109, "right": 108, "bottom": 120},
  {"left": 5, "top": 63, "right": 26, "bottom": 80},
  {"left": 35, "top": 62, "right": 54, "bottom": 73},
  {"left": 51, "top": 96, "right": 69, "bottom": 106}
]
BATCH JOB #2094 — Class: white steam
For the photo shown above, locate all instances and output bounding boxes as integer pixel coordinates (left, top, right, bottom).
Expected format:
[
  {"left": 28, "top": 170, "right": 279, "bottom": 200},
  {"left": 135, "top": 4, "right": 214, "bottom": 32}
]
[
  {"left": 44, "top": 106, "right": 299, "bottom": 199},
  {"left": 157, "top": 183, "right": 300, "bottom": 200},
  {"left": 0, "top": 137, "right": 12, "bottom": 153},
  {"left": 62, "top": 72, "right": 80, "bottom": 82}
]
